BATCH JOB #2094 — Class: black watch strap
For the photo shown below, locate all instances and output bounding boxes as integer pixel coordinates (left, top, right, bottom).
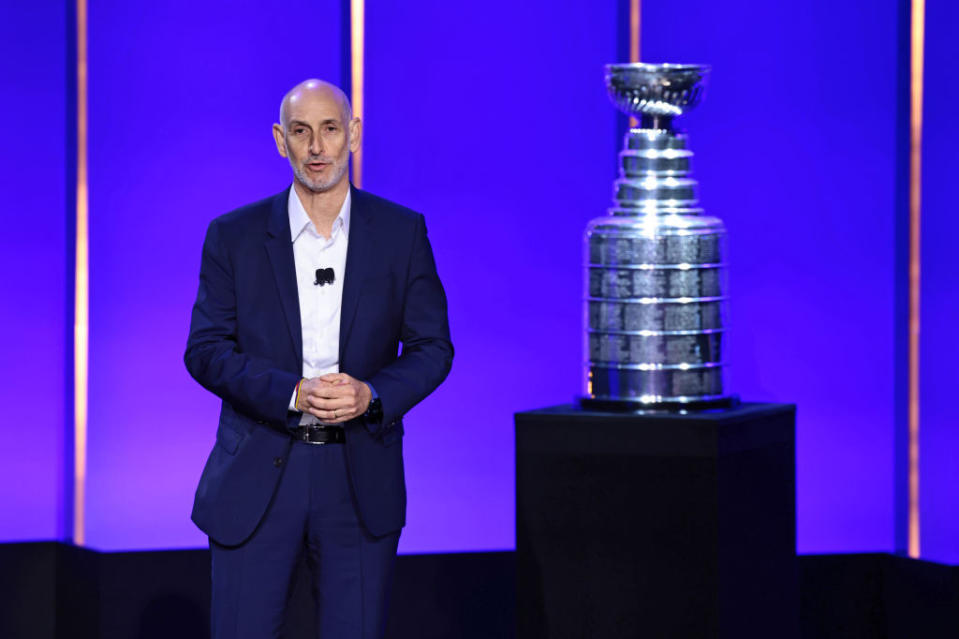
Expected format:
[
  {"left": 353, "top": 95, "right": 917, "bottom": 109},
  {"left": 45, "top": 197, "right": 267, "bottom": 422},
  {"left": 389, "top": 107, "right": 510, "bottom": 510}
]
[{"left": 364, "top": 396, "right": 383, "bottom": 424}]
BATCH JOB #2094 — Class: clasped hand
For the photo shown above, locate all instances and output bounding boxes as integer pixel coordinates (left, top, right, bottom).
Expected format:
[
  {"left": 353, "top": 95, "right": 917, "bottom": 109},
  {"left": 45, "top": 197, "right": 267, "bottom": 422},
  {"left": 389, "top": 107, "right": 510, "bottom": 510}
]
[{"left": 296, "top": 373, "right": 372, "bottom": 423}]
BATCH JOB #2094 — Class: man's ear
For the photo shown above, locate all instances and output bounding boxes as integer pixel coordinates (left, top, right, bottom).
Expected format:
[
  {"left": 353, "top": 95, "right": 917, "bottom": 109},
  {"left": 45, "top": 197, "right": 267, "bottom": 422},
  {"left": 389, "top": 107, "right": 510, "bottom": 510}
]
[
  {"left": 349, "top": 118, "right": 362, "bottom": 153},
  {"left": 272, "top": 123, "right": 288, "bottom": 158}
]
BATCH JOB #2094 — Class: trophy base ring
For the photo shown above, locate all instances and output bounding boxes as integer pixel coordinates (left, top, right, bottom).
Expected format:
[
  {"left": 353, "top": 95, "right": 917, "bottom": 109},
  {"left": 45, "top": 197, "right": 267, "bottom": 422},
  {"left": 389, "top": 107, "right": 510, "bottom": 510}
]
[{"left": 578, "top": 394, "right": 740, "bottom": 414}]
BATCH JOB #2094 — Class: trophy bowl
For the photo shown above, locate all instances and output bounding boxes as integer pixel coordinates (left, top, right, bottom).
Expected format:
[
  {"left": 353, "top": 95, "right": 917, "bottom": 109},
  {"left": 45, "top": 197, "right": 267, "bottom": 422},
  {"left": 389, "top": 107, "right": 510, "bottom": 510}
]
[{"left": 605, "top": 63, "right": 710, "bottom": 122}]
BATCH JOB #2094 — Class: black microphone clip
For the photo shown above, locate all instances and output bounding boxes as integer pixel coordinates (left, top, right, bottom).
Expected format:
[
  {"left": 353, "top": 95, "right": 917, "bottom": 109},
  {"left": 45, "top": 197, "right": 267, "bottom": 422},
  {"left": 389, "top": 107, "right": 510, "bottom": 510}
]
[{"left": 314, "top": 267, "right": 335, "bottom": 286}]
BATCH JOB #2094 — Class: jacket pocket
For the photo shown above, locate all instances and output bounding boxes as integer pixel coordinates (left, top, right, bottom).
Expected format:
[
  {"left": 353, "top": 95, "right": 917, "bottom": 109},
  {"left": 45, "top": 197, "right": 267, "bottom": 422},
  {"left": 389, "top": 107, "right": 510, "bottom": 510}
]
[
  {"left": 381, "top": 421, "right": 404, "bottom": 447},
  {"left": 215, "top": 425, "right": 244, "bottom": 455}
]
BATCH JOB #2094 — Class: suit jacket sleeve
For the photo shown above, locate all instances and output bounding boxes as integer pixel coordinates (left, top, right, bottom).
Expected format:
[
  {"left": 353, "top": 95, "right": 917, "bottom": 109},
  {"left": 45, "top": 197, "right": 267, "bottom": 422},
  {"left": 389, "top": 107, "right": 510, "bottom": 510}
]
[
  {"left": 366, "top": 214, "right": 453, "bottom": 430},
  {"left": 184, "top": 219, "right": 300, "bottom": 426}
]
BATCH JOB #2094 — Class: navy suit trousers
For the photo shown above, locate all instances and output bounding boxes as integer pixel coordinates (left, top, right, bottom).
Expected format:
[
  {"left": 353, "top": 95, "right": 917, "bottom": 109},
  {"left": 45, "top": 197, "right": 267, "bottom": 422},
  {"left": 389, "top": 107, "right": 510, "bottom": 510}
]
[{"left": 210, "top": 441, "right": 400, "bottom": 638}]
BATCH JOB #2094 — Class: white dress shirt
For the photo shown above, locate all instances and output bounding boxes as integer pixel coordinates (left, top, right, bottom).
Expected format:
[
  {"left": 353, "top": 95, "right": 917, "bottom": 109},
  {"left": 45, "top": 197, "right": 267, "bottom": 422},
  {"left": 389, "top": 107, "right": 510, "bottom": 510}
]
[{"left": 287, "top": 186, "right": 351, "bottom": 425}]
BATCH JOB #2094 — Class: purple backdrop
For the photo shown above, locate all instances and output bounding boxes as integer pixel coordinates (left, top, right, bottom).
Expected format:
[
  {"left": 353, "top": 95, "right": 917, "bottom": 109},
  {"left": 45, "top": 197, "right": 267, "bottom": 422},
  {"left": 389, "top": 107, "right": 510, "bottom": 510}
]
[
  {"left": 641, "top": 0, "right": 901, "bottom": 553},
  {"left": 361, "top": 0, "right": 621, "bottom": 553},
  {"left": 1, "top": 0, "right": 956, "bottom": 562},
  {"left": 84, "top": 0, "right": 343, "bottom": 549},
  {"left": 920, "top": 0, "right": 959, "bottom": 564},
  {"left": 0, "top": 1, "right": 69, "bottom": 542}
]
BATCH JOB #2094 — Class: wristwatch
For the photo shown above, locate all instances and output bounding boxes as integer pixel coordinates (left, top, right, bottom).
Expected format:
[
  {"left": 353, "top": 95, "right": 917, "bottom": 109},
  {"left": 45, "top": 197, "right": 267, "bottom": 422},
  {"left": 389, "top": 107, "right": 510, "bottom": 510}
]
[{"left": 364, "top": 396, "right": 383, "bottom": 424}]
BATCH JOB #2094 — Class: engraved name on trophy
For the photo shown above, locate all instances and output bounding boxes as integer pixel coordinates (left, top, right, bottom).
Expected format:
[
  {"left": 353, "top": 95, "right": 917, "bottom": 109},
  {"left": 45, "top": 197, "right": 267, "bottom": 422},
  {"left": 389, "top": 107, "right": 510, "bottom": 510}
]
[{"left": 581, "top": 63, "right": 736, "bottom": 410}]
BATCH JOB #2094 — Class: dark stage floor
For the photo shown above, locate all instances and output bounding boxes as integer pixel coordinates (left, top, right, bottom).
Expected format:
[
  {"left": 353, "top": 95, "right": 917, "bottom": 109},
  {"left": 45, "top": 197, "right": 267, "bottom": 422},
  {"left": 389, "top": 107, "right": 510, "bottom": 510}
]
[{"left": 0, "top": 543, "right": 956, "bottom": 638}]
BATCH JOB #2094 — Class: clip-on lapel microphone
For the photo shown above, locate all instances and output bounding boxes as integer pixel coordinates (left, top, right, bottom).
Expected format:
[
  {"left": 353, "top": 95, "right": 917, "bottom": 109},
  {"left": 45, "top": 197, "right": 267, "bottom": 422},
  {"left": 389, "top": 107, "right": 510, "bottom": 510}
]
[{"left": 314, "top": 268, "right": 335, "bottom": 286}]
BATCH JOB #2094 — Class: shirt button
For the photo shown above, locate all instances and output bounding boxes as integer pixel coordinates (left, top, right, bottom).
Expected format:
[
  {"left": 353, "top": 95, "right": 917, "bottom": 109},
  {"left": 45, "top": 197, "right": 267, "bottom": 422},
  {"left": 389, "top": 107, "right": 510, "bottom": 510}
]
[{"left": 273, "top": 457, "right": 284, "bottom": 468}]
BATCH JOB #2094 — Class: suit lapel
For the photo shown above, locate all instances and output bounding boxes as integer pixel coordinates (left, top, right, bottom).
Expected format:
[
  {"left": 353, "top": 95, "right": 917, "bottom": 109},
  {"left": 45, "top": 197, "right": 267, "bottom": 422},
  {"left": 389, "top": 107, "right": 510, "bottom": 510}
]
[
  {"left": 340, "top": 185, "right": 375, "bottom": 361},
  {"left": 264, "top": 188, "right": 303, "bottom": 368}
]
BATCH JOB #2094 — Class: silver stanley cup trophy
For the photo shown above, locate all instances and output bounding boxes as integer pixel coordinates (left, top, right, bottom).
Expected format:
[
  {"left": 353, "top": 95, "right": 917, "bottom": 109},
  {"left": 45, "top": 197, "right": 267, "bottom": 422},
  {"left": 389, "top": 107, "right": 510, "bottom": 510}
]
[{"left": 581, "top": 63, "right": 737, "bottom": 410}]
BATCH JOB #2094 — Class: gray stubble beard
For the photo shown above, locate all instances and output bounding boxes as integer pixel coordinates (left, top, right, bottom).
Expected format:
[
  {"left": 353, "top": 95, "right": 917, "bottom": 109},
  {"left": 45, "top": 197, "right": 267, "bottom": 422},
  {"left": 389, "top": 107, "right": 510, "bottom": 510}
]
[{"left": 287, "top": 136, "right": 351, "bottom": 193}]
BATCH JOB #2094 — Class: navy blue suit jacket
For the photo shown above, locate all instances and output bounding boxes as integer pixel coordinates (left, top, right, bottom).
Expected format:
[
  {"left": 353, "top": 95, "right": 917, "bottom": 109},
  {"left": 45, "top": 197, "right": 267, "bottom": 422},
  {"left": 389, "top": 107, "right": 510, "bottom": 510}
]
[{"left": 185, "top": 185, "right": 453, "bottom": 546}]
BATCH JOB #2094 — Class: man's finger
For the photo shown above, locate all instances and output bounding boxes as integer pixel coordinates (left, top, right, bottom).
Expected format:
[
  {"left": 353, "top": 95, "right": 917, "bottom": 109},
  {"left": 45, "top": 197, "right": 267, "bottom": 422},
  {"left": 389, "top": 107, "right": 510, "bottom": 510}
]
[
  {"left": 306, "top": 407, "right": 338, "bottom": 420},
  {"left": 311, "top": 397, "right": 354, "bottom": 411},
  {"left": 305, "top": 407, "right": 355, "bottom": 422},
  {"left": 309, "top": 383, "right": 356, "bottom": 399},
  {"left": 306, "top": 393, "right": 352, "bottom": 407}
]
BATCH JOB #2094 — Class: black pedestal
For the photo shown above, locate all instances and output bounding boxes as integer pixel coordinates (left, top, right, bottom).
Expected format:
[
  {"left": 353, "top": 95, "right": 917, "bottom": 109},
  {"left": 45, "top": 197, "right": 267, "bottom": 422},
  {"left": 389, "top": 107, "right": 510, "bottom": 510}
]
[{"left": 515, "top": 402, "right": 797, "bottom": 639}]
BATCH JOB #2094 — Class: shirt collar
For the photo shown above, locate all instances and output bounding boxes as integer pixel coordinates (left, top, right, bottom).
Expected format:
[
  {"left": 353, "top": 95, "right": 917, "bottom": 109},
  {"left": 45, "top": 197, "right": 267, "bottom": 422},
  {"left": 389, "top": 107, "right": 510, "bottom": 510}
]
[{"left": 288, "top": 185, "right": 351, "bottom": 242}]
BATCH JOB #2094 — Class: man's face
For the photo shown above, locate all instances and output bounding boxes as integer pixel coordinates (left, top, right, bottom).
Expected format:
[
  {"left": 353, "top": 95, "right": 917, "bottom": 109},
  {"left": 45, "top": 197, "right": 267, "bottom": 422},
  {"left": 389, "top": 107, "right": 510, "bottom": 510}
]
[{"left": 272, "top": 89, "right": 360, "bottom": 193}]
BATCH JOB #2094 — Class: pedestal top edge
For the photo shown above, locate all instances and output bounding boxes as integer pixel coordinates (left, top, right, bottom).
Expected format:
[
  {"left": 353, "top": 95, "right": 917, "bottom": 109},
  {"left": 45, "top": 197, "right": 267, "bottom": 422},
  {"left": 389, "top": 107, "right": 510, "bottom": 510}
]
[{"left": 514, "top": 401, "right": 796, "bottom": 423}]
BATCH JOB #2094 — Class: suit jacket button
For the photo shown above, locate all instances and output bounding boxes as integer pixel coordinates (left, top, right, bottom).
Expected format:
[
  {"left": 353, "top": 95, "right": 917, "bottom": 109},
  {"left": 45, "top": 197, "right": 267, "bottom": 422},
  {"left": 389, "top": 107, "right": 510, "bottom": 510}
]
[{"left": 273, "top": 457, "right": 284, "bottom": 467}]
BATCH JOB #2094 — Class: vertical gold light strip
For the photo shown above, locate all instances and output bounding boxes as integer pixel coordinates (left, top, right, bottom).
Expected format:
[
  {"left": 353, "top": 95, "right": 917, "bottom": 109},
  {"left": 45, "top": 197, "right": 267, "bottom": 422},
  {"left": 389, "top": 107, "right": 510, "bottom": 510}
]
[
  {"left": 907, "top": 0, "right": 925, "bottom": 560},
  {"left": 74, "top": 0, "right": 89, "bottom": 546},
  {"left": 350, "top": 0, "right": 364, "bottom": 188},
  {"left": 628, "top": 0, "right": 641, "bottom": 129}
]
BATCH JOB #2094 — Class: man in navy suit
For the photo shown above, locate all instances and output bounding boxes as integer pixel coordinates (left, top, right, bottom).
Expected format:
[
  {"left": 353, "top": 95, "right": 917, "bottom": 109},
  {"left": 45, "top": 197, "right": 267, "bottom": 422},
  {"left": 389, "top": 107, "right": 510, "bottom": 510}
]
[{"left": 184, "top": 79, "right": 453, "bottom": 638}]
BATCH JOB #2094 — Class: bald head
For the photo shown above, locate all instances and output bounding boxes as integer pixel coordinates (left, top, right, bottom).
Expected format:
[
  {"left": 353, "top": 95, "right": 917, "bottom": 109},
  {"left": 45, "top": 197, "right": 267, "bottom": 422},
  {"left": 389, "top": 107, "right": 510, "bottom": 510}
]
[
  {"left": 278, "top": 79, "right": 352, "bottom": 131},
  {"left": 272, "top": 79, "right": 361, "bottom": 195}
]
